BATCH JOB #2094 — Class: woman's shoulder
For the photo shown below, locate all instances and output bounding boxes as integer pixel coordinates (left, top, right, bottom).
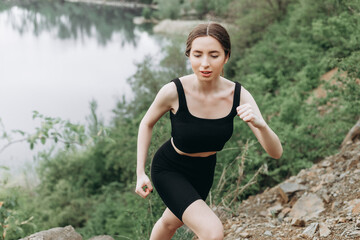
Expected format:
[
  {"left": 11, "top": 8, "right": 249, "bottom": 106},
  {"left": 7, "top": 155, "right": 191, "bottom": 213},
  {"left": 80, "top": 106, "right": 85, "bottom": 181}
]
[
  {"left": 157, "top": 80, "right": 178, "bottom": 102},
  {"left": 150, "top": 81, "right": 178, "bottom": 110},
  {"left": 239, "top": 85, "right": 255, "bottom": 105},
  {"left": 161, "top": 81, "right": 177, "bottom": 93}
]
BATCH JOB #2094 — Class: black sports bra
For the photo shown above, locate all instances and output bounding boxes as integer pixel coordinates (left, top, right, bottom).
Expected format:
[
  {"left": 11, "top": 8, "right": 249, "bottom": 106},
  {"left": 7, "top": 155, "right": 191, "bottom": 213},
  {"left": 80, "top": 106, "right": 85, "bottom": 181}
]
[{"left": 170, "top": 78, "right": 241, "bottom": 153}]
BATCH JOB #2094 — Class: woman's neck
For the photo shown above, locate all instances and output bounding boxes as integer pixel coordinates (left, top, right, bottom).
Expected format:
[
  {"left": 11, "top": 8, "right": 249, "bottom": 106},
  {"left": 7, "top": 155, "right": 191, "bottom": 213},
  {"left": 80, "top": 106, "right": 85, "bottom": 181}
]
[{"left": 193, "top": 75, "right": 222, "bottom": 94}]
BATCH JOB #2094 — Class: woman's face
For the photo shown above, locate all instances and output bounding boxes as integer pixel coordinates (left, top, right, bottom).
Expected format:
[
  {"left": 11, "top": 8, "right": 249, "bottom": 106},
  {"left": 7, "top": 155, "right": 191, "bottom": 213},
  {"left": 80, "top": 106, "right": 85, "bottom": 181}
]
[{"left": 189, "top": 36, "right": 228, "bottom": 81}]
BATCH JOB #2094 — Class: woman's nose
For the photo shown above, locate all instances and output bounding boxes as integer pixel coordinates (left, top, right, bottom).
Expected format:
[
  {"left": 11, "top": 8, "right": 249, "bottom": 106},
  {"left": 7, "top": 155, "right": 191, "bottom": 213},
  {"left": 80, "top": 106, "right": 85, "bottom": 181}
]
[{"left": 201, "top": 56, "right": 210, "bottom": 67}]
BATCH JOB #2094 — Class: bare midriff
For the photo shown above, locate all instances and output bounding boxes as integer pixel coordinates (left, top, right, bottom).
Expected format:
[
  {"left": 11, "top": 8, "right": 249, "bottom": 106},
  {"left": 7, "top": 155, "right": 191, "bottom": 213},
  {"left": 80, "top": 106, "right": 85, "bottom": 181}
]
[{"left": 171, "top": 138, "right": 217, "bottom": 157}]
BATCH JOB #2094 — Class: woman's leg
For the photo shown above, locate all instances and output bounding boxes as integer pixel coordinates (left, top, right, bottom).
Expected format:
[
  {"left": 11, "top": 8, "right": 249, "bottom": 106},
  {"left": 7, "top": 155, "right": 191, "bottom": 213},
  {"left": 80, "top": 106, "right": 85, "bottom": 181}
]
[
  {"left": 182, "top": 199, "right": 224, "bottom": 240},
  {"left": 150, "top": 208, "right": 184, "bottom": 240}
]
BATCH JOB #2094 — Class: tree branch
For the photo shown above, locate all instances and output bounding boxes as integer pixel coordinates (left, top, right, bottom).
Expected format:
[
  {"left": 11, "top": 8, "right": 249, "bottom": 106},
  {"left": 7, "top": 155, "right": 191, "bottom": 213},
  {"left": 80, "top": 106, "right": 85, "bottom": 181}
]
[{"left": 0, "top": 138, "right": 28, "bottom": 154}]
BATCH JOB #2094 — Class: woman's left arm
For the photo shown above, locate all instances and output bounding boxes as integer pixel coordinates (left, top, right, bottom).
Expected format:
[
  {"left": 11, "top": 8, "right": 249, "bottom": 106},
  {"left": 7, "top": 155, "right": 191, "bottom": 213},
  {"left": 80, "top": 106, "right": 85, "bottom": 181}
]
[{"left": 237, "top": 87, "right": 283, "bottom": 159}]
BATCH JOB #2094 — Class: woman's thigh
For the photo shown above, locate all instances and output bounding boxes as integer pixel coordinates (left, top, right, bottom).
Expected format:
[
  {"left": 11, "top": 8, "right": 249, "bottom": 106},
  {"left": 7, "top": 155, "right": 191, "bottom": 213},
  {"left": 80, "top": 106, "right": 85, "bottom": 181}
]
[{"left": 152, "top": 170, "right": 202, "bottom": 221}]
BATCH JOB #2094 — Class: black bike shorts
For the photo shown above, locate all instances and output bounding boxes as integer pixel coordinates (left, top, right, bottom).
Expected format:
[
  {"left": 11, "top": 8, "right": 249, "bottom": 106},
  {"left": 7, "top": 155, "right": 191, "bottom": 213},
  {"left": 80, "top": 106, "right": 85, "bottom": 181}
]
[{"left": 151, "top": 139, "right": 216, "bottom": 221}]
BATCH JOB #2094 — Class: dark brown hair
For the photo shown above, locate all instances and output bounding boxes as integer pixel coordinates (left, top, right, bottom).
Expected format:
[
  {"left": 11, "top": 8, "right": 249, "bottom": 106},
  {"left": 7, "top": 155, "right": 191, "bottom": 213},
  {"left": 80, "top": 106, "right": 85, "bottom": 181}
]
[{"left": 185, "top": 22, "right": 231, "bottom": 59}]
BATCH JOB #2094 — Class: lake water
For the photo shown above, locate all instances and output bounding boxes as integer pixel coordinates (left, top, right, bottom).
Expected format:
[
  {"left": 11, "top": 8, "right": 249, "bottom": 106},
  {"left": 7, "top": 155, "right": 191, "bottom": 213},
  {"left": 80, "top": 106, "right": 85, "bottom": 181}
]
[{"left": 0, "top": 2, "right": 163, "bottom": 177}]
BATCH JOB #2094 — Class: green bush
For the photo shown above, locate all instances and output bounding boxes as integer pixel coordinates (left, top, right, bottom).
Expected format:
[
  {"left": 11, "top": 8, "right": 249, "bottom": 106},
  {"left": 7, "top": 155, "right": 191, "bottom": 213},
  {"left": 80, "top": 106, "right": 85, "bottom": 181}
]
[
  {"left": 0, "top": 187, "right": 36, "bottom": 240},
  {"left": 153, "top": 0, "right": 181, "bottom": 19},
  {"left": 142, "top": 7, "right": 152, "bottom": 20}
]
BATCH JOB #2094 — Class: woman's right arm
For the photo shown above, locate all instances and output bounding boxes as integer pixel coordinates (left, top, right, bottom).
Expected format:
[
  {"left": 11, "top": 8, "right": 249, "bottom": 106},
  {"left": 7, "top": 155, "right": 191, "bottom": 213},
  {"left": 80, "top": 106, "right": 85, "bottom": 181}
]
[{"left": 135, "top": 82, "right": 177, "bottom": 198}]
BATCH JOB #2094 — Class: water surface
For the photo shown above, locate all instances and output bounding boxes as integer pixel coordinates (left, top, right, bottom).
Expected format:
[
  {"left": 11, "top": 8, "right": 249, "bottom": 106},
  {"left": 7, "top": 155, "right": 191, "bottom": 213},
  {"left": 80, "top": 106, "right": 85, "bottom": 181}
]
[{"left": 0, "top": 1, "right": 163, "bottom": 175}]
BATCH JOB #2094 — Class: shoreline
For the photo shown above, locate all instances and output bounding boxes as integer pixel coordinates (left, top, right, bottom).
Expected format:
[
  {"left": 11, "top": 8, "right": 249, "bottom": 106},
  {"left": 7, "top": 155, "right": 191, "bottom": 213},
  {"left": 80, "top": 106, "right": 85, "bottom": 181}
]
[
  {"left": 64, "top": 0, "right": 157, "bottom": 9},
  {"left": 152, "top": 19, "right": 204, "bottom": 35},
  {"left": 63, "top": 0, "right": 235, "bottom": 36},
  {"left": 152, "top": 19, "right": 237, "bottom": 36}
]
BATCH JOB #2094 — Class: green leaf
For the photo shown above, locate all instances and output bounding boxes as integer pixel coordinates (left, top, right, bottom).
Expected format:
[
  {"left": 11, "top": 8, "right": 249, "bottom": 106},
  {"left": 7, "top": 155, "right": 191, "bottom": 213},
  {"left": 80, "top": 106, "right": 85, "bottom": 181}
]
[
  {"left": 32, "top": 110, "right": 39, "bottom": 119},
  {"left": 0, "top": 166, "right": 10, "bottom": 171},
  {"left": 11, "top": 130, "right": 25, "bottom": 136},
  {"left": 43, "top": 131, "right": 49, "bottom": 138}
]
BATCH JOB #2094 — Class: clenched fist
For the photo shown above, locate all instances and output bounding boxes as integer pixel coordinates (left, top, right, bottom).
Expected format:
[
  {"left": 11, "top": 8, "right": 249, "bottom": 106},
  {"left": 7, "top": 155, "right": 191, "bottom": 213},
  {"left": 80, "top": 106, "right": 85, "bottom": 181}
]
[
  {"left": 237, "top": 103, "right": 266, "bottom": 129},
  {"left": 135, "top": 174, "right": 153, "bottom": 199}
]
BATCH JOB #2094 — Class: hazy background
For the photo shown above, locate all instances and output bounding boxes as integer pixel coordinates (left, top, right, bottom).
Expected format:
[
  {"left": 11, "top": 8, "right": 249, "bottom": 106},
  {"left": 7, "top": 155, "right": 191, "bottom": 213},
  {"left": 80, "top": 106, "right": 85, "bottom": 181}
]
[{"left": 0, "top": 5, "right": 162, "bottom": 174}]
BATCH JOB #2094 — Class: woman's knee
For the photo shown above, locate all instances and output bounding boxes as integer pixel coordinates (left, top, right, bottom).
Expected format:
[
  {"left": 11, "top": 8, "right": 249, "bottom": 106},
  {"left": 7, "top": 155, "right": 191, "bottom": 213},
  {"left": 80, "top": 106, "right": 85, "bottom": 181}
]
[
  {"left": 182, "top": 200, "right": 224, "bottom": 240},
  {"left": 159, "top": 210, "right": 183, "bottom": 232},
  {"left": 198, "top": 223, "right": 224, "bottom": 240},
  {"left": 159, "top": 217, "right": 180, "bottom": 232}
]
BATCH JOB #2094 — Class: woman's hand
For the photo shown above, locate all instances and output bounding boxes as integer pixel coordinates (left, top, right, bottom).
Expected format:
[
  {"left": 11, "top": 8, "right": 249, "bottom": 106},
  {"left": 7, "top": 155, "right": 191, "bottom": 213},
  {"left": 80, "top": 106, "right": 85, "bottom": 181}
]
[
  {"left": 237, "top": 103, "right": 266, "bottom": 129},
  {"left": 135, "top": 174, "right": 153, "bottom": 199}
]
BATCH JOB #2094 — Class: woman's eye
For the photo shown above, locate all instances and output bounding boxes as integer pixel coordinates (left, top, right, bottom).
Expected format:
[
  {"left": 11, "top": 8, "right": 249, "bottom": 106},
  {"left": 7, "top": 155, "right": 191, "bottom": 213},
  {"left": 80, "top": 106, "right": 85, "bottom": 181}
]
[
  {"left": 211, "top": 55, "right": 219, "bottom": 58},
  {"left": 193, "top": 54, "right": 201, "bottom": 57}
]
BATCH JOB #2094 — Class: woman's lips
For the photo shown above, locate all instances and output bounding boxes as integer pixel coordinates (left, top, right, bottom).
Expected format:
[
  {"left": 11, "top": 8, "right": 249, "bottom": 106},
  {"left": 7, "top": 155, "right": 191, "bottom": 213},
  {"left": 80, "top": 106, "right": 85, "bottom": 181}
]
[{"left": 200, "top": 71, "right": 212, "bottom": 77}]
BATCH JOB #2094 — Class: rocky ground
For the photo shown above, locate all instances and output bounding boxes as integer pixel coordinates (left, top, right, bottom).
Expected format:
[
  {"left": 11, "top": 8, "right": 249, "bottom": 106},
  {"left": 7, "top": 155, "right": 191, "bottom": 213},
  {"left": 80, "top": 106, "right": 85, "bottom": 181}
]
[{"left": 218, "top": 123, "right": 360, "bottom": 239}]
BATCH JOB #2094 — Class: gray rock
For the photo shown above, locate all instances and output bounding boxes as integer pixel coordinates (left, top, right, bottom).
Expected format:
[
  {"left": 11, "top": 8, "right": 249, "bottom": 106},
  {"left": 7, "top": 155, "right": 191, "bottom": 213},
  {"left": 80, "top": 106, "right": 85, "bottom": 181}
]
[
  {"left": 238, "top": 231, "right": 251, "bottom": 238},
  {"left": 289, "top": 193, "right": 325, "bottom": 221},
  {"left": 349, "top": 231, "right": 360, "bottom": 238},
  {"left": 20, "top": 226, "right": 82, "bottom": 240},
  {"left": 301, "top": 222, "right": 319, "bottom": 239},
  {"left": 356, "top": 219, "right": 360, "bottom": 229},
  {"left": 319, "top": 222, "right": 331, "bottom": 237},
  {"left": 320, "top": 160, "right": 332, "bottom": 168},
  {"left": 267, "top": 204, "right": 283, "bottom": 216},
  {"left": 264, "top": 230, "right": 273, "bottom": 236},
  {"left": 235, "top": 227, "right": 244, "bottom": 233},
  {"left": 279, "top": 182, "right": 308, "bottom": 194}
]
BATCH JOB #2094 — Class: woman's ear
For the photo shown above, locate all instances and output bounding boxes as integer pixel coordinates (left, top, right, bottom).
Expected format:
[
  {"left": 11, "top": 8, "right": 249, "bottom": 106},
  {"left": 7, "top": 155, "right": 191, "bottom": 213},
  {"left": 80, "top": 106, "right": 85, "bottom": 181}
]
[{"left": 224, "top": 54, "right": 229, "bottom": 64}]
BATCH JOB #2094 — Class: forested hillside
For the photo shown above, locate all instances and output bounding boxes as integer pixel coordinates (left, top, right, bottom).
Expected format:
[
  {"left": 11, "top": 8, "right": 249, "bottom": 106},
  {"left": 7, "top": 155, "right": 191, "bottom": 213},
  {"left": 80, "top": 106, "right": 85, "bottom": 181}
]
[{"left": 0, "top": 0, "right": 359, "bottom": 239}]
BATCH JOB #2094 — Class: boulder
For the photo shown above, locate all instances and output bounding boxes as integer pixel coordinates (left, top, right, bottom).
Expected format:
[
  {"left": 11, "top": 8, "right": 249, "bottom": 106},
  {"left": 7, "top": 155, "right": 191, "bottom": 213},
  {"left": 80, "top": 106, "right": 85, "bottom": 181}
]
[{"left": 20, "top": 226, "right": 82, "bottom": 240}]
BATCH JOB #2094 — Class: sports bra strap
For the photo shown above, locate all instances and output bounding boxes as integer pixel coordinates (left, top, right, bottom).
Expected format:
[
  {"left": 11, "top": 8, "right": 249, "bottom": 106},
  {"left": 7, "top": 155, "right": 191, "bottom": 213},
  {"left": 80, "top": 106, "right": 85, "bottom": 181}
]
[
  {"left": 233, "top": 82, "right": 241, "bottom": 111},
  {"left": 171, "top": 78, "right": 187, "bottom": 112}
]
